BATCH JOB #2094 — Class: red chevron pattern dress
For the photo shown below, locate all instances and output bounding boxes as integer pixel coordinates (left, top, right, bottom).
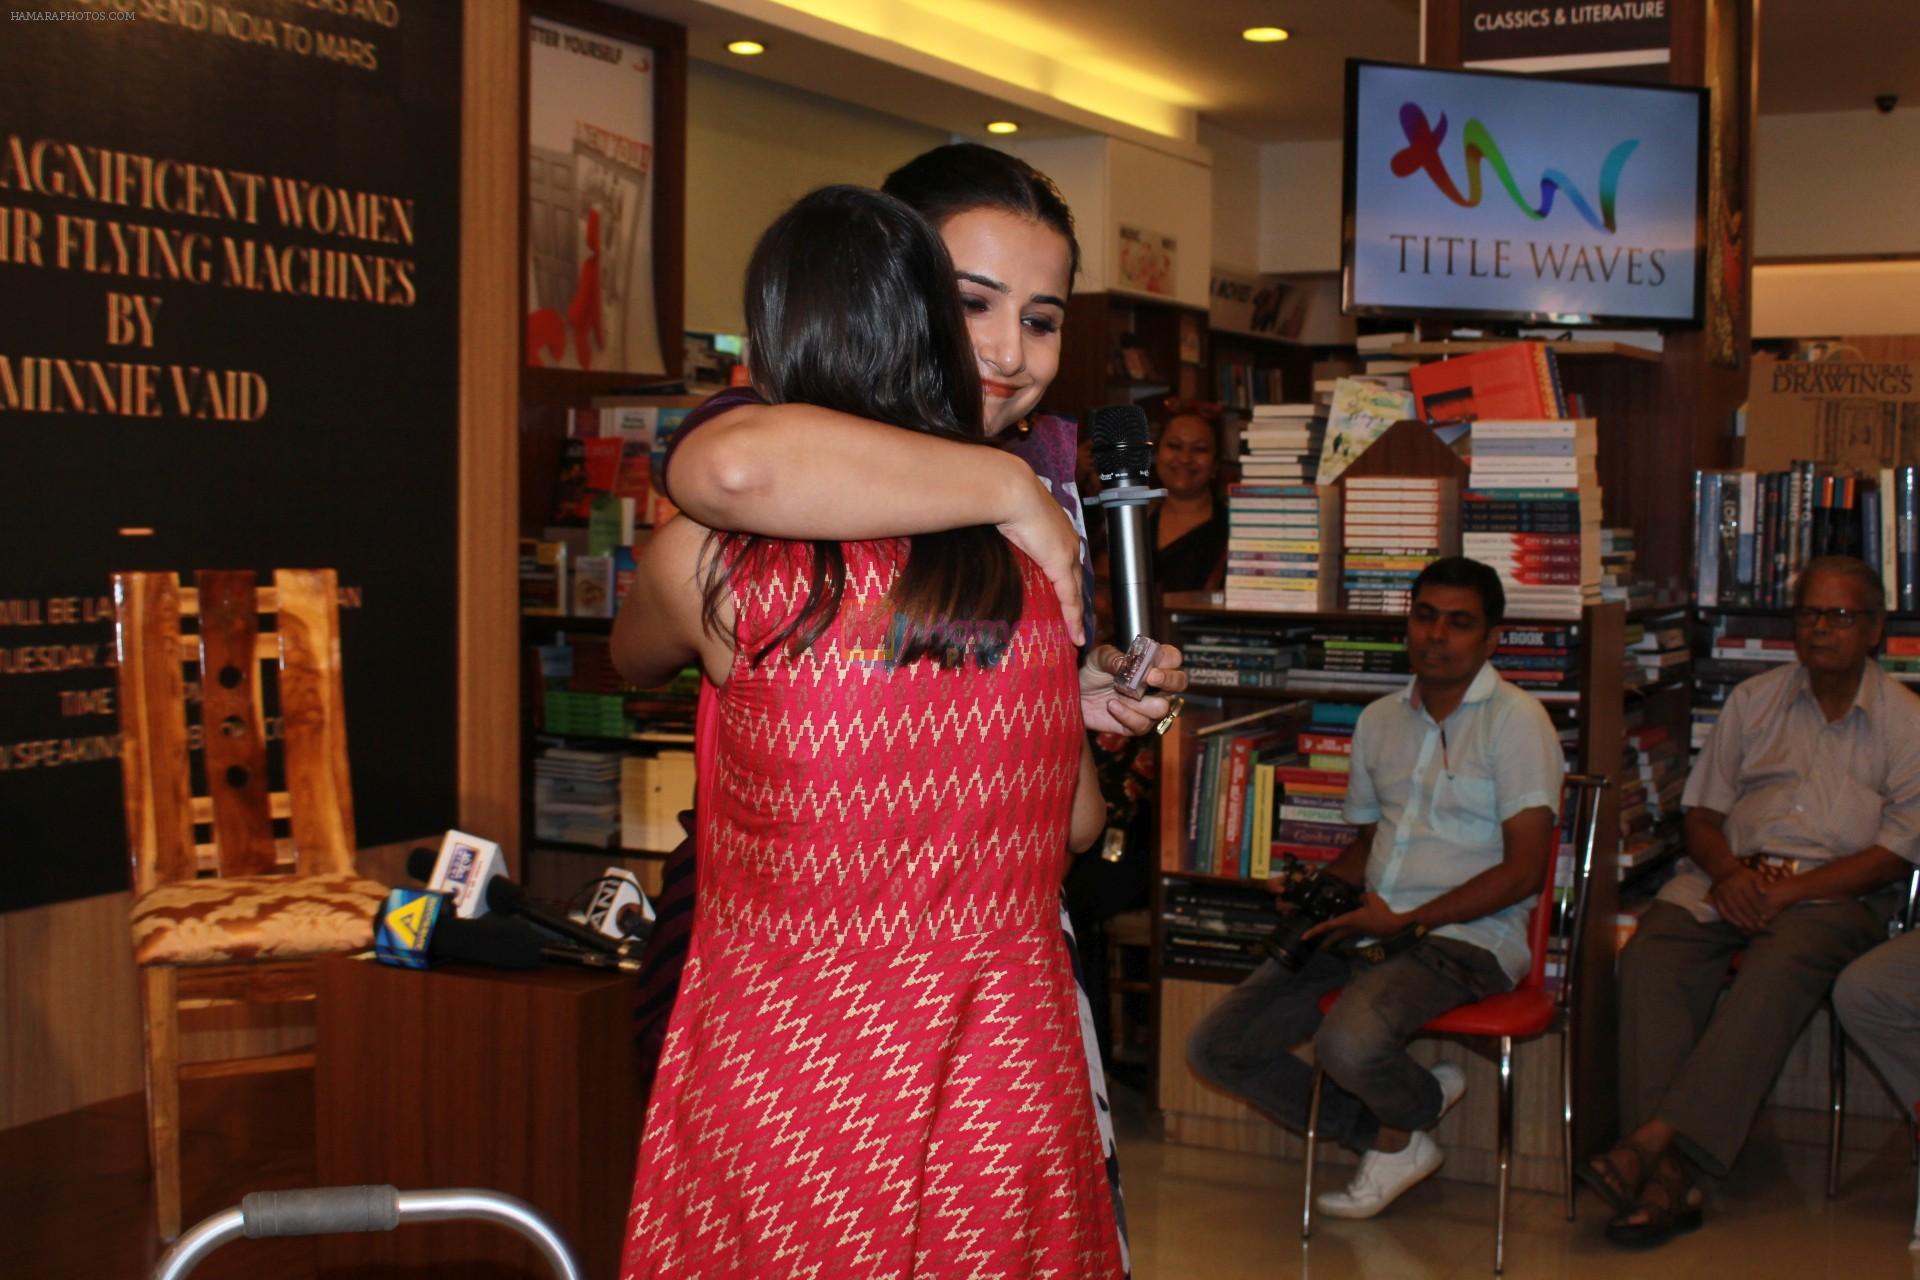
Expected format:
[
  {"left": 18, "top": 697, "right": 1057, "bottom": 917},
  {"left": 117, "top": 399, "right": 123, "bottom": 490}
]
[{"left": 621, "top": 538, "right": 1124, "bottom": 1279}]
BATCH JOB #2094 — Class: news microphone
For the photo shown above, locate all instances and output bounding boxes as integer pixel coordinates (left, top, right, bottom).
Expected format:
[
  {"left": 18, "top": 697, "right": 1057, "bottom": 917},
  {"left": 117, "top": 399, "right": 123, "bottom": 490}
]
[
  {"left": 485, "top": 875, "right": 623, "bottom": 956},
  {"left": 1086, "top": 403, "right": 1164, "bottom": 646},
  {"left": 411, "top": 830, "right": 506, "bottom": 919},
  {"left": 373, "top": 887, "right": 545, "bottom": 970},
  {"left": 569, "top": 867, "right": 655, "bottom": 947}
]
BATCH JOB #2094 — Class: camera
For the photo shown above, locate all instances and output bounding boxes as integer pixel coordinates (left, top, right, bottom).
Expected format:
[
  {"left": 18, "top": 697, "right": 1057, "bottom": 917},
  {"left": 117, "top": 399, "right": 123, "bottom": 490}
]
[
  {"left": 1876, "top": 95, "right": 1898, "bottom": 115},
  {"left": 1260, "top": 859, "right": 1369, "bottom": 971}
]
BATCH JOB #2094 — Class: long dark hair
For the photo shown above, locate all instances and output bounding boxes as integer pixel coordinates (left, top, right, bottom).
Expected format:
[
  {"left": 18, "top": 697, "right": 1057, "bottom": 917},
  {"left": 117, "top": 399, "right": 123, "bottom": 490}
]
[
  {"left": 702, "top": 185, "right": 1024, "bottom": 669},
  {"left": 882, "top": 143, "right": 1081, "bottom": 285}
]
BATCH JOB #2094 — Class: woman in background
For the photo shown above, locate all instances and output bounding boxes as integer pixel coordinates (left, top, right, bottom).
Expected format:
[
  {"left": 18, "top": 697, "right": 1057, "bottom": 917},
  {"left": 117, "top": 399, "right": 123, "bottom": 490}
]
[
  {"left": 1151, "top": 403, "right": 1230, "bottom": 594},
  {"left": 614, "top": 185, "right": 1121, "bottom": 1277}
]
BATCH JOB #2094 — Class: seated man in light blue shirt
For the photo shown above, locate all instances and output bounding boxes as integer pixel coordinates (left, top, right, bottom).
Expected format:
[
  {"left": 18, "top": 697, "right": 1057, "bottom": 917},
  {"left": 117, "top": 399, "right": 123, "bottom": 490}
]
[{"left": 1187, "top": 556, "right": 1564, "bottom": 1219}]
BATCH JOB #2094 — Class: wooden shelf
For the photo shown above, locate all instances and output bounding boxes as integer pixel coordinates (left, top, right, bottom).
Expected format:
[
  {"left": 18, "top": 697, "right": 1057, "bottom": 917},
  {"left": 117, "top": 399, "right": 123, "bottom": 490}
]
[
  {"left": 1165, "top": 592, "right": 1586, "bottom": 628},
  {"left": 1390, "top": 340, "right": 1661, "bottom": 363}
]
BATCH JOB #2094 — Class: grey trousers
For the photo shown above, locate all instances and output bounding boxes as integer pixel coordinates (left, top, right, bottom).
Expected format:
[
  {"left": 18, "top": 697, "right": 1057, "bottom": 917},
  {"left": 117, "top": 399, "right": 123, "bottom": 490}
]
[
  {"left": 1185, "top": 936, "right": 1509, "bottom": 1153},
  {"left": 1834, "top": 928, "right": 1920, "bottom": 1120},
  {"left": 1619, "top": 897, "right": 1886, "bottom": 1177}
]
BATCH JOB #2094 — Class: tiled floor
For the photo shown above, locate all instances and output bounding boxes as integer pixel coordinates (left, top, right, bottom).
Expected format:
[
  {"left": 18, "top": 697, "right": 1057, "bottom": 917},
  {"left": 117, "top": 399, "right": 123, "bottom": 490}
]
[
  {"left": 1114, "top": 1086, "right": 1920, "bottom": 1279},
  {"left": 7, "top": 1068, "right": 1916, "bottom": 1278}
]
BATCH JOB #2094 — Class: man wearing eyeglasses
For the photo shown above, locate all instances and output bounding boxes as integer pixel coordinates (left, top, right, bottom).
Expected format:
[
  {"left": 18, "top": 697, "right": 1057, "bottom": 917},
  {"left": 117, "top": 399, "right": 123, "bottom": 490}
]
[{"left": 1585, "top": 555, "right": 1920, "bottom": 1248}]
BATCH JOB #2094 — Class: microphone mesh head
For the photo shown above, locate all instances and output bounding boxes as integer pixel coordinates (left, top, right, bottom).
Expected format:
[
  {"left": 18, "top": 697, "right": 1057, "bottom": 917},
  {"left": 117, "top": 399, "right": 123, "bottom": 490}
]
[{"left": 1089, "top": 404, "right": 1153, "bottom": 479}]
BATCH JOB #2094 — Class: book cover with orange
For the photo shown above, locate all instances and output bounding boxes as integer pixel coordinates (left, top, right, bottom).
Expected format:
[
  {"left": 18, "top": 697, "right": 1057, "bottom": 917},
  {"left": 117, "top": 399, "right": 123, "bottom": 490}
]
[{"left": 1410, "top": 342, "right": 1567, "bottom": 423}]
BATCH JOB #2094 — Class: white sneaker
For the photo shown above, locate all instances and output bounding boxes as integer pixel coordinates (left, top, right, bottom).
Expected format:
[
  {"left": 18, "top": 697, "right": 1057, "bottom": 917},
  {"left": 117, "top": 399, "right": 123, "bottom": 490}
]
[
  {"left": 1316, "top": 1130, "right": 1445, "bottom": 1219},
  {"left": 1431, "top": 1061, "right": 1466, "bottom": 1124}
]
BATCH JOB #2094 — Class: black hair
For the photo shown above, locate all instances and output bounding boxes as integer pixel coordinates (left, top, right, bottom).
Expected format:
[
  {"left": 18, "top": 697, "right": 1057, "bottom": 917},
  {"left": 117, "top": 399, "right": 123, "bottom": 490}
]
[
  {"left": 703, "top": 185, "right": 1023, "bottom": 669},
  {"left": 882, "top": 143, "right": 1081, "bottom": 285},
  {"left": 1411, "top": 555, "right": 1506, "bottom": 627}
]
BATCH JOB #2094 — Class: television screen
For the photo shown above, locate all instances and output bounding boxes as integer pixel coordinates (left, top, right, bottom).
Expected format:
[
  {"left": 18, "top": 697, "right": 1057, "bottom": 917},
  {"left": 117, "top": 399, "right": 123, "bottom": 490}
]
[{"left": 1343, "top": 59, "right": 1706, "bottom": 328}]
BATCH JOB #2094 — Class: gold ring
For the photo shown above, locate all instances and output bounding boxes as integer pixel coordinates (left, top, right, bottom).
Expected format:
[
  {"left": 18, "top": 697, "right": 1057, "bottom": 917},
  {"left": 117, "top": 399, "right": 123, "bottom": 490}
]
[{"left": 1154, "top": 695, "right": 1185, "bottom": 735}]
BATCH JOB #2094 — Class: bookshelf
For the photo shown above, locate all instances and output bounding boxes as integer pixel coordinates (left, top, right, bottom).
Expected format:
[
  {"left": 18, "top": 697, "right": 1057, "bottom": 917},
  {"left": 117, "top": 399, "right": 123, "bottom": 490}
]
[{"left": 1048, "top": 291, "right": 1208, "bottom": 425}]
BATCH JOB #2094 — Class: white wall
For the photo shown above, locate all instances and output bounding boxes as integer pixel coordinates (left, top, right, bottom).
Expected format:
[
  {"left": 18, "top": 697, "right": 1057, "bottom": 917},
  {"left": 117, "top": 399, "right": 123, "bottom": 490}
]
[
  {"left": 685, "top": 60, "right": 949, "bottom": 334},
  {"left": 1008, "top": 135, "right": 1215, "bottom": 308},
  {"left": 1753, "top": 109, "right": 1920, "bottom": 259},
  {"left": 1200, "top": 121, "right": 1262, "bottom": 273},
  {"left": 1257, "top": 139, "right": 1344, "bottom": 273}
]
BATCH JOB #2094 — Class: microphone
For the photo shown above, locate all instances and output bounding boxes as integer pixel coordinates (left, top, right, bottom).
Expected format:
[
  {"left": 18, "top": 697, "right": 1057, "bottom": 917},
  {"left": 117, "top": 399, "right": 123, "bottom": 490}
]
[
  {"left": 485, "top": 875, "right": 623, "bottom": 956},
  {"left": 373, "top": 887, "right": 546, "bottom": 970},
  {"left": 413, "top": 830, "right": 506, "bottom": 919},
  {"left": 1087, "top": 403, "right": 1163, "bottom": 646},
  {"left": 569, "top": 867, "right": 655, "bottom": 947}
]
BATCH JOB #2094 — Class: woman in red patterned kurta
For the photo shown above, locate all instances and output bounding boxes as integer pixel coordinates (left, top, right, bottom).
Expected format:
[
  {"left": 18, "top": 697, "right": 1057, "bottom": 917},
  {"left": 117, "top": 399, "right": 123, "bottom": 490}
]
[{"left": 613, "top": 185, "right": 1123, "bottom": 1278}]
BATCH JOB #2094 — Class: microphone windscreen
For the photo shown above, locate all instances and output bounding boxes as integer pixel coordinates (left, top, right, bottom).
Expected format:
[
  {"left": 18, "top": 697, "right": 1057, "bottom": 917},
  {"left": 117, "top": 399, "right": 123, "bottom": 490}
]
[
  {"left": 431, "top": 915, "right": 544, "bottom": 970},
  {"left": 405, "top": 847, "right": 436, "bottom": 884},
  {"left": 484, "top": 875, "right": 526, "bottom": 914},
  {"left": 1089, "top": 404, "right": 1153, "bottom": 479}
]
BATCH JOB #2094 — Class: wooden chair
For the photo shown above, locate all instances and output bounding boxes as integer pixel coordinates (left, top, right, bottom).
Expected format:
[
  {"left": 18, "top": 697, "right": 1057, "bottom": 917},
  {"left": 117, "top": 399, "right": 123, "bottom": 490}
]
[
  {"left": 113, "top": 569, "right": 389, "bottom": 1239},
  {"left": 1300, "top": 773, "right": 1610, "bottom": 1276}
]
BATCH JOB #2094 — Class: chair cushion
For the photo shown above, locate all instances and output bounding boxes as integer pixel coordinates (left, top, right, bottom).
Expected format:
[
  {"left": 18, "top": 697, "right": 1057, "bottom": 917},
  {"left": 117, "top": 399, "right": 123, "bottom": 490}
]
[
  {"left": 131, "top": 874, "right": 390, "bottom": 967},
  {"left": 1316, "top": 984, "right": 1557, "bottom": 1039}
]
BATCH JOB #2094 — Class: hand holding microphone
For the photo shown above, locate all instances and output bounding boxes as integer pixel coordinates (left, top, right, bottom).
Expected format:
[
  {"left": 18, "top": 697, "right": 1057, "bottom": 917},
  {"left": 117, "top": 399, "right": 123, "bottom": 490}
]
[{"left": 1082, "top": 403, "right": 1189, "bottom": 736}]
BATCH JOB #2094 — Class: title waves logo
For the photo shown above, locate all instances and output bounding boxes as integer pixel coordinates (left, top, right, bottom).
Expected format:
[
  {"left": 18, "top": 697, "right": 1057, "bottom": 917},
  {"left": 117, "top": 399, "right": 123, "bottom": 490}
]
[{"left": 1390, "top": 103, "right": 1638, "bottom": 235}]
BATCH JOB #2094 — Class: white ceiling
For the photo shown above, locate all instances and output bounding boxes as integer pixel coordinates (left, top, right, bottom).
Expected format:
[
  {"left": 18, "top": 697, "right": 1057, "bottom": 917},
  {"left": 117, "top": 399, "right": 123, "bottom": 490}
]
[{"left": 630, "top": 0, "right": 1920, "bottom": 144}]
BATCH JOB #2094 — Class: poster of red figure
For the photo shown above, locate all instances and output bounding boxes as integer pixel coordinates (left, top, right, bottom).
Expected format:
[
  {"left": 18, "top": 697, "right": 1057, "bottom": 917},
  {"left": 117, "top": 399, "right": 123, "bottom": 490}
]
[{"left": 526, "top": 17, "right": 663, "bottom": 375}]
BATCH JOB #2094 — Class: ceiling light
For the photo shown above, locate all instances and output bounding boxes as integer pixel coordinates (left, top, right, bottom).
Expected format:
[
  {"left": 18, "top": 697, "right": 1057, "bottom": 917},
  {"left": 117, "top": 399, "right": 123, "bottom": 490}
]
[
  {"left": 726, "top": 39, "right": 765, "bottom": 56},
  {"left": 985, "top": 120, "right": 1020, "bottom": 135},
  {"left": 1242, "top": 27, "right": 1290, "bottom": 43}
]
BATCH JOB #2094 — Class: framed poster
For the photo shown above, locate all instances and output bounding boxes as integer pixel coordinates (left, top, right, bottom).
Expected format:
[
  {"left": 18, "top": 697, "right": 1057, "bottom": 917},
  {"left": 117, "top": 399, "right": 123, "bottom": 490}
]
[{"left": 524, "top": 3, "right": 685, "bottom": 380}]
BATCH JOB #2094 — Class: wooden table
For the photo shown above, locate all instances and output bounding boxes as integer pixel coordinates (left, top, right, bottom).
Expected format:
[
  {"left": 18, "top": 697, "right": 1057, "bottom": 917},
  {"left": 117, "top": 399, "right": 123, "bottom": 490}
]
[{"left": 314, "top": 956, "right": 639, "bottom": 1279}]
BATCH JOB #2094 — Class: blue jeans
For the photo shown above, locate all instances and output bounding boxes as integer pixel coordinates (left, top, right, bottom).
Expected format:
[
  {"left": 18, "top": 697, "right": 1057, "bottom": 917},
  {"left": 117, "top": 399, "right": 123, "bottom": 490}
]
[{"left": 1185, "top": 936, "right": 1510, "bottom": 1152}]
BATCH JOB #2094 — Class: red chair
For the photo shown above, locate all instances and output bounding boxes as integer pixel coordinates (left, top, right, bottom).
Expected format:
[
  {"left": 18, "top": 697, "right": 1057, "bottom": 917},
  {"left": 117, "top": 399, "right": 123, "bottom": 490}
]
[{"left": 1300, "top": 773, "right": 1609, "bottom": 1276}]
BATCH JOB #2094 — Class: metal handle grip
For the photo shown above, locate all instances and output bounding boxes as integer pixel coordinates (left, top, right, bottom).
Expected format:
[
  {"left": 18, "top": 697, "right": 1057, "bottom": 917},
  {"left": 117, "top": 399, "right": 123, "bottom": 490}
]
[
  {"left": 152, "top": 1187, "right": 584, "bottom": 1280},
  {"left": 241, "top": 1184, "right": 401, "bottom": 1237}
]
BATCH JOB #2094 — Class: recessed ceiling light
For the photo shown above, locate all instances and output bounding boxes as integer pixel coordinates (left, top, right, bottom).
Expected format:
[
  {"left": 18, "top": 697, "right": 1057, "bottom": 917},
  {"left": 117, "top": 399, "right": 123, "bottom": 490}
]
[
  {"left": 726, "top": 39, "right": 766, "bottom": 56},
  {"left": 1242, "top": 26, "right": 1291, "bottom": 43},
  {"left": 986, "top": 120, "right": 1020, "bottom": 135}
]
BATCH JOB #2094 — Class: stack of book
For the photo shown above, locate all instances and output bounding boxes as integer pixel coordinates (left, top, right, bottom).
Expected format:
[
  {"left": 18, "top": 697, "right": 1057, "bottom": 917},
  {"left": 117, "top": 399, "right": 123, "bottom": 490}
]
[
  {"left": 1598, "top": 527, "right": 1652, "bottom": 606},
  {"left": 1883, "top": 635, "right": 1920, "bottom": 687},
  {"left": 1690, "top": 615, "right": 1793, "bottom": 760},
  {"left": 1288, "top": 626, "right": 1410, "bottom": 696},
  {"left": 1355, "top": 330, "right": 1415, "bottom": 384},
  {"left": 1342, "top": 476, "right": 1457, "bottom": 613},
  {"left": 1628, "top": 617, "right": 1690, "bottom": 692},
  {"left": 1272, "top": 702, "right": 1362, "bottom": 865},
  {"left": 1692, "top": 465, "right": 1914, "bottom": 609},
  {"left": 1224, "top": 484, "right": 1339, "bottom": 612},
  {"left": 1462, "top": 420, "right": 1602, "bottom": 620},
  {"left": 1622, "top": 725, "right": 1685, "bottom": 871},
  {"left": 533, "top": 746, "right": 622, "bottom": 848},
  {"left": 1177, "top": 619, "right": 1305, "bottom": 692},
  {"left": 1161, "top": 879, "right": 1276, "bottom": 975},
  {"left": 1490, "top": 621, "right": 1581, "bottom": 706},
  {"left": 1239, "top": 403, "right": 1324, "bottom": 483}
]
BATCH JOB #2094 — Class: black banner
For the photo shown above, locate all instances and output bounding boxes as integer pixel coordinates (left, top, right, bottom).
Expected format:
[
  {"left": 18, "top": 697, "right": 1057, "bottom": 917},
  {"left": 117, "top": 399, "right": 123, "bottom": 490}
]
[
  {"left": 1462, "top": 1, "right": 1671, "bottom": 69},
  {"left": 0, "top": 0, "right": 461, "bottom": 912}
]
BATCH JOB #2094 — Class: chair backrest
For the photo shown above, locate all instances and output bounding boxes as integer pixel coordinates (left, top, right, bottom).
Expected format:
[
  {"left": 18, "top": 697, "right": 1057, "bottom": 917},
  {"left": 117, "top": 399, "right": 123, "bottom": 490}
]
[
  {"left": 1519, "top": 772, "right": 1610, "bottom": 1000},
  {"left": 1901, "top": 865, "right": 1920, "bottom": 935},
  {"left": 114, "top": 569, "right": 356, "bottom": 895}
]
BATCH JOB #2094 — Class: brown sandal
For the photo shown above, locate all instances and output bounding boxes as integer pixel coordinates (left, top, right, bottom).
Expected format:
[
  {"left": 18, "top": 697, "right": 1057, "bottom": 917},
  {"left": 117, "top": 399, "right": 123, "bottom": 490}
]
[
  {"left": 1605, "top": 1152, "right": 1705, "bottom": 1248},
  {"left": 1576, "top": 1137, "right": 1657, "bottom": 1215}
]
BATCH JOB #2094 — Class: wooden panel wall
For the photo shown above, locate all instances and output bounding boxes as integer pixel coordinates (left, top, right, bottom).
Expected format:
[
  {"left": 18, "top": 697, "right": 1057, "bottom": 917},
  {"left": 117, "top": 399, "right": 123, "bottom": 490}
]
[{"left": 460, "top": 0, "right": 525, "bottom": 861}]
